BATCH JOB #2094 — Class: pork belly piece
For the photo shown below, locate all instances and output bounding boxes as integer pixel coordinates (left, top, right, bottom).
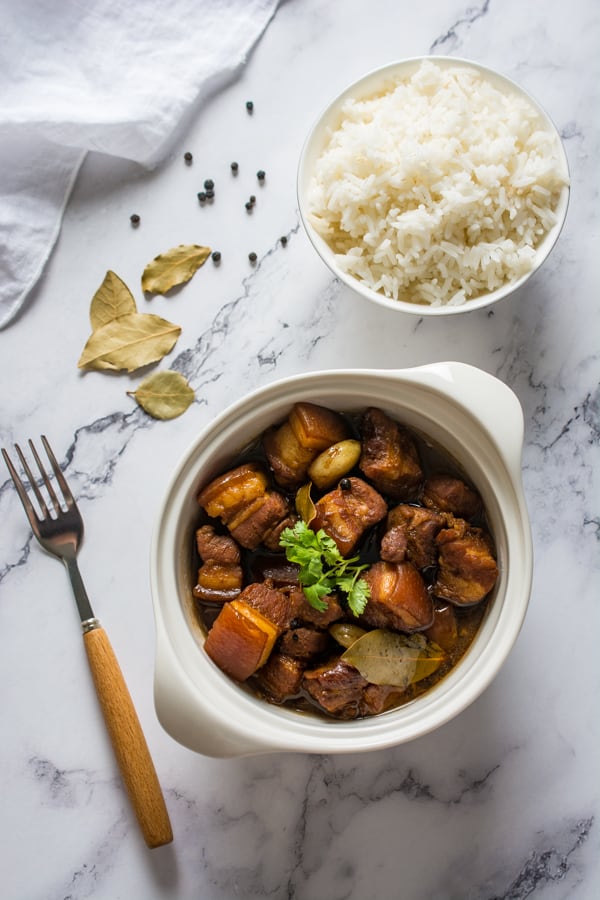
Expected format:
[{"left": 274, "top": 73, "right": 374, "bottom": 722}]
[
  {"left": 279, "top": 626, "right": 331, "bottom": 661},
  {"left": 433, "top": 518, "right": 498, "bottom": 606},
  {"left": 250, "top": 557, "right": 300, "bottom": 588},
  {"left": 286, "top": 586, "right": 345, "bottom": 627},
  {"left": 361, "top": 561, "right": 433, "bottom": 632},
  {"left": 197, "top": 463, "right": 293, "bottom": 550},
  {"left": 263, "top": 402, "right": 349, "bottom": 488},
  {"left": 311, "top": 476, "right": 387, "bottom": 556},
  {"left": 262, "top": 512, "right": 298, "bottom": 552},
  {"left": 422, "top": 474, "right": 482, "bottom": 521},
  {"left": 254, "top": 653, "right": 305, "bottom": 702},
  {"left": 193, "top": 524, "right": 243, "bottom": 603},
  {"left": 382, "top": 504, "right": 445, "bottom": 569},
  {"left": 359, "top": 407, "right": 423, "bottom": 500},
  {"left": 204, "top": 599, "right": 279, "bottom": 681},
  {"left": 302, "top": 659, "right": 408, "bottom": 719},
  {"left": 193, "top": 561, "right": 243, "bottom": 603},
  {"left": 302, "top": 659, "right": 369, "bottom": 719},
  {"left": 423, "top": 601, "right": 458, "bottom": 651},
  {"left": 227, "top": 491, "right": 292, "bottom": 550},
  {"left": 198, "top": 463, "right": 268, "bottom": 520},
  {"left": 241, "top": 582, "right": 298, "bottom": 631},
  {"left": 196, "top": 524, "right": 241, "bottom": 564},
  {"left": 361, "top": 682, "right": 409, "bottom": 717}
]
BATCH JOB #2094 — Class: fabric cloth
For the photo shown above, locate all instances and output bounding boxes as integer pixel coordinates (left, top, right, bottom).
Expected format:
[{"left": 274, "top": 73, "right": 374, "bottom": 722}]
[{"left": 0, "top": 0, "right": 279, "bottom": 328}]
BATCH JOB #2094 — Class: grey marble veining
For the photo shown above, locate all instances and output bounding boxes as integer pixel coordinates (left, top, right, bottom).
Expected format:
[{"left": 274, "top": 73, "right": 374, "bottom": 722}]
[{"left": 1, "top": 0, "right": 599, "bottom": 898}]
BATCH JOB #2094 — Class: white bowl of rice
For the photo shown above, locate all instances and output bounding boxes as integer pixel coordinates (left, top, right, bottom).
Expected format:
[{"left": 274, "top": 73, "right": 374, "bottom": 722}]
[{"left": 297, "top": 57, "right": 570, "bottom": 315}]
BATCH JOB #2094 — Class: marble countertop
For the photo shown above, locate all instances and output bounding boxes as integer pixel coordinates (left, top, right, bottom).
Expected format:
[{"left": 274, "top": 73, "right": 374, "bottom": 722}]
[{"left": 1, "top": 0, "right": 599, "bottom": 897}]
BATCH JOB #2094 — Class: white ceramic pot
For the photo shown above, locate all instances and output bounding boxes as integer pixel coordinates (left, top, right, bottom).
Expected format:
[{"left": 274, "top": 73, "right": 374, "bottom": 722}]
[{"left": 150, "top": 363, "right": 532, "bottom": 757}]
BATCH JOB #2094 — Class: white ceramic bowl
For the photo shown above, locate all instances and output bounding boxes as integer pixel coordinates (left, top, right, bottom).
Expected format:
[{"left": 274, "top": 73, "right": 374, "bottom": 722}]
[
  {"left": 297, "top": 56, "right": 570, "bottom": 316},
  {"left": 150, "top": 363, "right": 532, "bottom": 757}
]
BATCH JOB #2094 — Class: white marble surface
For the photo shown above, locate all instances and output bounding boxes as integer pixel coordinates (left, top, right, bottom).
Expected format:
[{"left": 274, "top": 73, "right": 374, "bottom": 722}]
[{"left": 1, "top": 0, "right": 599, "bottom": 897}]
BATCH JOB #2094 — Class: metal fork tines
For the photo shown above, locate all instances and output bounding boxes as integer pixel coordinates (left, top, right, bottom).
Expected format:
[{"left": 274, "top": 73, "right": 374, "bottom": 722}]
[
  {"left": 2, "top": 436, "right": 95, "bottom": 625},
  {"left": 2, "top": 436, "right": 173, "bottom": 849}
]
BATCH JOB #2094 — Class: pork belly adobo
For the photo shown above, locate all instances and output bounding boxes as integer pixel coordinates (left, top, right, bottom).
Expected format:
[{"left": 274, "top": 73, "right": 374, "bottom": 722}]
[{"left": 192, "top": 402, "right": 499, "bottom": 720}]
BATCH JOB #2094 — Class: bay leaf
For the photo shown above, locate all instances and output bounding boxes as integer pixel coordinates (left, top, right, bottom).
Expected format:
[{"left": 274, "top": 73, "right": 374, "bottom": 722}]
[
  {"left": 341, "top": 630, "right": 445, "bottom": 687},
  {"left": 295, "top": 482, "right": 317, "bottom": 524},
  {"left": 78, "top": 313, "right": 181, "bottom": 372},
  {"left": 90, "top": 270, "right": 137, "bottom": 330},
  {"left": 142, "top": 244, "right": 211, "bottom": 295},
  {"left": 128, "top": 371, "right": 194, "bottom": 420}
]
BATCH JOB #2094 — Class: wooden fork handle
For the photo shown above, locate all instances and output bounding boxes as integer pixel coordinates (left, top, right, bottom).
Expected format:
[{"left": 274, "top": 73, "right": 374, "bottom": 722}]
[{"left": 82, "top": 624, "right": 173, "bottom": 848}]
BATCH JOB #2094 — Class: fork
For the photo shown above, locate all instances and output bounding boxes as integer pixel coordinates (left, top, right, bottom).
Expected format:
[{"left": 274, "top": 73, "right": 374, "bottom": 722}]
[{"left": 2, "top": 436, "right": 173, "bottom": 849}]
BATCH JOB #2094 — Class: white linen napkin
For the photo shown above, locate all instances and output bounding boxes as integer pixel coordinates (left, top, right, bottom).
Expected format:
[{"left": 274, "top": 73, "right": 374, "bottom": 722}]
[{"left": 0, "top": 0, "right": 279, "bottom": 329}]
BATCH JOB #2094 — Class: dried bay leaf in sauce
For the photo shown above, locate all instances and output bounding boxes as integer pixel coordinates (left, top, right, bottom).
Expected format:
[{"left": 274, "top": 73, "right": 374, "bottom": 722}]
[
  {"left": 142, "top": 244, "right": 211, "bottom": 295},
  {"left": 128, "top": 371, "right": 194, "bottom": 420},
  {"left": 78, "top": 312, "right": 181, "bottom": 372},
  {"left": 341, "top": 630, "right": 445, "bottom": 687},
  {"left": 90, "top": 270, "right": 137, "bottom": 330},
  {"left": 295, "top": 482, "right": 317, "bottom": 524}
]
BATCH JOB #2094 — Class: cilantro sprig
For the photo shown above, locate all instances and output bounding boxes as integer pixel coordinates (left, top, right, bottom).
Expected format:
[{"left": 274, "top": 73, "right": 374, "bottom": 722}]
[{"left": 279, "top": 520, "right": 370, "bottom": 617}]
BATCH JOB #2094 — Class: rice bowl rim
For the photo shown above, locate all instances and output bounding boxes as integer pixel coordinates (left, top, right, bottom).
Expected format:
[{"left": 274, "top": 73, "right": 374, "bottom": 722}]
[{"left": 297, "top": 55, "right": 570, "bottom": 316}]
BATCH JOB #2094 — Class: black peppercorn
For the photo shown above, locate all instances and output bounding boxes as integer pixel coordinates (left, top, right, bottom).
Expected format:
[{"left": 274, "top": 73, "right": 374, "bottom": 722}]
[
  {"left": 339, "top": 478, "right": 351, "bottom": 491},
  {"left": 197, "top": 191, "right": 207, "bottom": 202},
  {"left": 257, "top": 169, "right": 265, "bottom": 181},
  {"left": 245, "top": 201, "right": 253, "bottom": 211},
  {"left": 184, "top": 151, "right": 193, "bottom": 163},
  {"left": 246, "top": 100, "right": 254, "bottom": 113},
  {"left": 280, "top": 235, "right": 288, "bottom": 246},
  {"left": 211, "top": 251, "right": 221, "bottom": 263},
  {"left": 249, "top": 194, "right": 256, "bottom": 204},
  {"left": 130, "top": 214, "right": 140, "bottom": 226},
  {"left": 204, "top": 178, "right": 214, "bottom": 190},
  {"left": 230, "top": 161, "right": 239, "bottom": 173},
  {"left": 248, "top": 252, "right": 257, "bottom": 263},
  {"left": 205, "top": 188, "right": 215, "bottom": 200}
]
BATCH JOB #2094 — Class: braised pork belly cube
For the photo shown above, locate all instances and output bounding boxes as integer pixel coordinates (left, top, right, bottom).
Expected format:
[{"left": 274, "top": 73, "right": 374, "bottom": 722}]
[
  {"left": 198, "top": 463, "right": 268, "bottom": 521},
  {"left": 241, "top": 582, "right": 298, "bottom": 630},
  {"left": 302, "top": 659, "right": 369, "bottom": 719},
  {"left": 311, "top": 476, "right": 387, "bottom": 556},
  {"left": 204, "top": 599, "right": 279, "bottom": 681},
  {"left": 361, "top": 561, "right": 433, "bottom": 632},
  {"left": 361, "top": 683, "right": 409, "bottom": 717},
  {"left": 423, "top": 601, "right": 459, "bottom": 651},
  {"left": 227, "top": 491, "right": 292, "bottom": 550},
  {"left": 382, "top": 504, "right": 445, "bottom": 569},
  {"left": 193, "top": 524, "right": 243, "bottom": 603},
  {"left": 254, "top": 653, "right": 305, "bottom": 702},
  {"left": 193, "top": 561, "right": 243, "bottom": 603},
  {"left": 433, "top": 518, "right": 499, "bottom": 606},
  {"left": 263, "top": 402, "right": 349, "bottom": 488},
  {"left": 196, "top": 524, "right": 241, "bottom": 563},
  {"left": 359, "top": 407, "right": 423, "bottom": 500},
  {"left": 262, "top": 512, "right": 298, "bottom": 551},
  {"left": 279, "top": 626, "right": 330, "bottom": 661},
  {"left": 197, "top": 463, "right": 293, "bottom": 551},
  {"left": 422, "top": 474, "right": 482, "bottom": 521},
  {"left": 250, "top": 557, "right": 300, "bottom": 588},
  {"left": 287, "top": 586, "right": 345, "bottom": 627},
  {"left": 263, "top": 423, "right": 315, "bottom": 489}
]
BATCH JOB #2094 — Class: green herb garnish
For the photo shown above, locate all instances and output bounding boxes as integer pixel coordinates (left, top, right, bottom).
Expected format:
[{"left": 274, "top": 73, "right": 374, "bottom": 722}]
[{"left": 279, "top": 520, "right": 370, "bottom": 617}]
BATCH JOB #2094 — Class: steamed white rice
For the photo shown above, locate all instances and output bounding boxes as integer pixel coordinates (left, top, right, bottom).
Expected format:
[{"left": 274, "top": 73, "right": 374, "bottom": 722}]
[{"left": 308, "top": 60, "right": 569, "bottom": 307}]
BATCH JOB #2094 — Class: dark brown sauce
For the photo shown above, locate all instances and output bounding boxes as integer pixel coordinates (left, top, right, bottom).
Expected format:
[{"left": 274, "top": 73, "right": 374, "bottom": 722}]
[{"left": 191, "top": 409, "right": 493, "bottom": 720}]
